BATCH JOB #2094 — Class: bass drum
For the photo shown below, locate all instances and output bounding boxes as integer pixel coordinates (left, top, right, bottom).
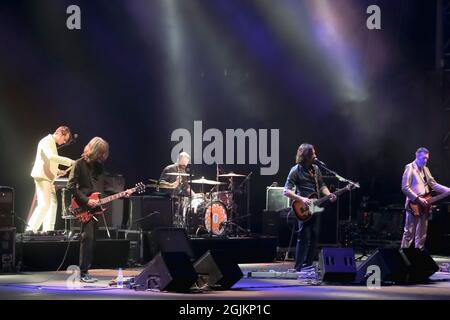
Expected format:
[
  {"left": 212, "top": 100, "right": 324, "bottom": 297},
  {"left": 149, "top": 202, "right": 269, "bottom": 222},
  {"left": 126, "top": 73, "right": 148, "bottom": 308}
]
[
  {"left": 203, "top": 201, "right": 228, "bottom": 236},
  {"left": 212, "top": 191, "right": 233, "bottom": 208}
]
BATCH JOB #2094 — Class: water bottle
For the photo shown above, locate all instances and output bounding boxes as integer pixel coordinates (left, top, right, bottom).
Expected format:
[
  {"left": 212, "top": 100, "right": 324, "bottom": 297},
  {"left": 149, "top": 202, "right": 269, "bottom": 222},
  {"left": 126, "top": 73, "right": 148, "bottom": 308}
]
[{"left": 117, "top": 268, "right": 123, "bottom": 288}]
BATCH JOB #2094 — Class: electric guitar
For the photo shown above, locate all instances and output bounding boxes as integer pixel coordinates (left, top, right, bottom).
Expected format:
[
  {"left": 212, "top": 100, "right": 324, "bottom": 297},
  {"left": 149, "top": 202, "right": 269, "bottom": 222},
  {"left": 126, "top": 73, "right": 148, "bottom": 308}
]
[
  {"left": 291, "top": 183, "right": 360, "bottom": 222},
  {"left": 408, "top": 191, "right": 450, "bottom": 216},
  {"left": 69, "top": 182, "right": 146, "bottom": 223}
]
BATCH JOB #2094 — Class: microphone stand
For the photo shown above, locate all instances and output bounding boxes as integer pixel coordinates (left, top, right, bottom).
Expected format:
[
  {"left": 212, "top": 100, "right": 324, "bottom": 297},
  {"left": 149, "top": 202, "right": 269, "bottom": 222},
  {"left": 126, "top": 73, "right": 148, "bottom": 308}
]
[{"left": 316, "top": 163, "right": 359, "bottom": 246}]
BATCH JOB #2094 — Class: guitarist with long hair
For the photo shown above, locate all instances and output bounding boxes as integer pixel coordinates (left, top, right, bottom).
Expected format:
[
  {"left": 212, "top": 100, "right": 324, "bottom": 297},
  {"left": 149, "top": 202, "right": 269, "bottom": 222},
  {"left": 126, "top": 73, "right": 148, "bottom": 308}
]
[
  {"left": 283, "top": 143, "right": 336, "bottom": 272},
  {"left": 67, "top": 137, "right": 110, "bottom": 283},
  {"left": 401, "top": 147, "right": 450, "bottom": 250}
]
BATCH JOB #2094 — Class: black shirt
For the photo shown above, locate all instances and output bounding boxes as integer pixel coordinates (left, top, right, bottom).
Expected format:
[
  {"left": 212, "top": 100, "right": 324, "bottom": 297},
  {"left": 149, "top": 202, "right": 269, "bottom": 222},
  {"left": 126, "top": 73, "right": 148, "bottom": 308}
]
[
  {"left": 159, "top": 163, "right": 190, "bottom": 196},
  {"left": 284, "top": 163, "right": 325, "bottom": 197},
  {"left": 67, "top": 158, "right": 105, "bottom": 210}
]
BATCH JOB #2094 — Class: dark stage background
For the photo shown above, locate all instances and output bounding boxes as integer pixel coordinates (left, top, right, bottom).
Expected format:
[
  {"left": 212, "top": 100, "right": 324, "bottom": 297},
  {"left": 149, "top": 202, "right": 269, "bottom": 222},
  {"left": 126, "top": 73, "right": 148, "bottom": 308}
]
[{"left": 0, "top": 0, "right": 448, "bottom": 238}]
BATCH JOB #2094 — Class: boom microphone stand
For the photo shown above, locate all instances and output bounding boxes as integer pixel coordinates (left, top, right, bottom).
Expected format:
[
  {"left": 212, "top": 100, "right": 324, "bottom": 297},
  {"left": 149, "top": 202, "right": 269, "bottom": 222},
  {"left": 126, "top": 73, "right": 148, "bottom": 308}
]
[{"left": 314, "top": 159, "right": 359, "bottom": 247}]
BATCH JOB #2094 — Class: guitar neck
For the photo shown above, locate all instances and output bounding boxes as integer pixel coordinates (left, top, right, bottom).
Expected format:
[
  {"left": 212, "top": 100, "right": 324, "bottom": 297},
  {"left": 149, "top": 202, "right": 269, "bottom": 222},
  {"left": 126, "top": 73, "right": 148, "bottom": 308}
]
[
  {"left": 315, "top": 187, "right": 349, "bottom": 206},
  {"left": 429, "top": 191, "right": 450, "bottom": 205},
  {"left": 98, "top": 188, "right": 135, "bottom": 206}
]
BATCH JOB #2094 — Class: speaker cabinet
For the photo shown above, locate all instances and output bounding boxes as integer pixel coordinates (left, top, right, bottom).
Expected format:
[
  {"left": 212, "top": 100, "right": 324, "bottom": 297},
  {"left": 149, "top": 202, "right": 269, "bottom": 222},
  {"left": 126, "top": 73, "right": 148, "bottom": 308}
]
[
  {"left": 355, "top": 248, "right": 408, "bottom": 284},
  {"left": 125, "top": 196, "right": 173, "bottom": 231},
  {"left": 194, "top": 250, "right": 243, "bottom": 290},
  {"left": 0, "top": 187, "right": 14, "bottom": 228},
  {"left": 355, "top": 248, "right": 438, "bottom": 284},
  {"left": 318, "top": 247, "right": 356, "bottom": 282},
  {"left": 133, "top": 252, "right": 198, "bottom": 292},
  {"left": 0, "top": 228, "right": 15, "bottom": 273},
  {"left": 147, "top": 227, "right": 194, "bottom": 262},
  {"left": 400, "top": 248, "right": 439, "bottom": 283}
]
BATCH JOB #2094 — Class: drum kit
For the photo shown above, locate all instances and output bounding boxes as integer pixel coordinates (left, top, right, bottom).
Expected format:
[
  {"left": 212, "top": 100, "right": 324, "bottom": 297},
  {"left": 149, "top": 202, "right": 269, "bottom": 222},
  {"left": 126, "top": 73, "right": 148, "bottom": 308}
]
[{"left": 147, "top": 171, "right": 250, "bottom": 236}]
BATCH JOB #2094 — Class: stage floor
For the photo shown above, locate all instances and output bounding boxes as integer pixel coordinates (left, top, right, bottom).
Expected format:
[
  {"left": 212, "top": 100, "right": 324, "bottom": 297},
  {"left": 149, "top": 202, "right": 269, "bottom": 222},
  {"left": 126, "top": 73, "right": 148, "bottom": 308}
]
[{"left": 1, "top": 256, "right": 450, "bottom": 300}]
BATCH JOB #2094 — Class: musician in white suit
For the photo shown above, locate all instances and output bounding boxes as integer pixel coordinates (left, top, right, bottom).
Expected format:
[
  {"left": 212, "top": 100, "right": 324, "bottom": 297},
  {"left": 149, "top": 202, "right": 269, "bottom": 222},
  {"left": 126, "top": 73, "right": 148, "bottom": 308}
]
[
  {"left": 27, "top": 126, "right": 74, "bottom": 232},
  {"left": 401, "top": 147, "right": 450, "bottom": 249}
]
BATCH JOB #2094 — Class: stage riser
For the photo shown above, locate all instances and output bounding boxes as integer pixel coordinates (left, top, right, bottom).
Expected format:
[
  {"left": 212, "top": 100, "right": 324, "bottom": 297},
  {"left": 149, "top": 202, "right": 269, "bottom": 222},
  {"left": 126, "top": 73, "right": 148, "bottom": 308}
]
[{"left": 16, "top": 240, "right": 129, "bottom": 271}]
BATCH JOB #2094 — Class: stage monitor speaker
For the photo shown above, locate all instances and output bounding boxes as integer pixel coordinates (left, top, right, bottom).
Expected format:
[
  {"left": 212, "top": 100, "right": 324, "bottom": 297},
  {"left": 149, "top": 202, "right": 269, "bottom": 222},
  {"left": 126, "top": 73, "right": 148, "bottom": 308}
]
[
  {"left": 148, "top": 227, "right": 194, "bottom": 261},
  {"left": 318, "top": 247, "right": 356, "bottom": 282},
  {"left": 355, "top": 248, "right": 409, "bottom": 284},
  {"left": 400, "top": 248, "right": 439, "bottom": 283},
  {"left": 0, "top": 187, "right": 14, "bottom": 228},
  {"left": 133, "top": 251, "right": 198, "bottom": 292},
  {"left": 194, "top": 250, "right": 243, "bottom": 290}
]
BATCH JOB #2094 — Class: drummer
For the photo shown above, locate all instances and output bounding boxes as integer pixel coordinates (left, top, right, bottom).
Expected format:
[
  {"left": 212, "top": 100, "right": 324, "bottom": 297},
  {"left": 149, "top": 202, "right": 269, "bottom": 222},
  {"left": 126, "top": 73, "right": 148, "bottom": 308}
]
[{"left": 159, "top": 152, "right": 196, "bottom": 197}]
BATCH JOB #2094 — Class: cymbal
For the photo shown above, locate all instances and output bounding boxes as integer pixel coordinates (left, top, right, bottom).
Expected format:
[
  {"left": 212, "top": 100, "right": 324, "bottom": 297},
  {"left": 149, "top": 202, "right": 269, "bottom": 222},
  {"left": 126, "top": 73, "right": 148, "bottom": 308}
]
[
  {"left": 190, "top": 177, "right": 226, "bottom": 185},
  {"left": 165, "top": 172, "right": 191, "bottom": 177},
  {"left": 218, "top": 172, "right": 246, "bottom": 177}
]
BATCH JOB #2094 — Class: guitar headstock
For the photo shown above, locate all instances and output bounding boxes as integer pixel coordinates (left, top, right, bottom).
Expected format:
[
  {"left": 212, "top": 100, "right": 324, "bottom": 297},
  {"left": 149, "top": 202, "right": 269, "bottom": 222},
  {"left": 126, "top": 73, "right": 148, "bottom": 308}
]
[{"left": 135, "top": 182, "right": 146, "bottom": 194}]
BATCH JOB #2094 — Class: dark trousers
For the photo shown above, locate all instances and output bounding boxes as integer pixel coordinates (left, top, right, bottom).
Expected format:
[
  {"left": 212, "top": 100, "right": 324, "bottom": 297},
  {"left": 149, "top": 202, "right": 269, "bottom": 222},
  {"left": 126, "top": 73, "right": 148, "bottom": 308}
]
[
  {"left": 295, "top": 214, "right": 321, "bottom": 270},
  {"left": 79, "top": 218, "right": 97, "bottom": 274}
]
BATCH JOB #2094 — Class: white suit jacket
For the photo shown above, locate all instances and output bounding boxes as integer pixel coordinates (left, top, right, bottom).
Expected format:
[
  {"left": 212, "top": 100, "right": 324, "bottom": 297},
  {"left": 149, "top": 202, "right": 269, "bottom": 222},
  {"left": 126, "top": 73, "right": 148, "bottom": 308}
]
[
  {"left": 31, "top": 134, "right": 73, "bottom": 182},
  {"left": 401, "top": 161, "right": 449, "bottom": 208}
]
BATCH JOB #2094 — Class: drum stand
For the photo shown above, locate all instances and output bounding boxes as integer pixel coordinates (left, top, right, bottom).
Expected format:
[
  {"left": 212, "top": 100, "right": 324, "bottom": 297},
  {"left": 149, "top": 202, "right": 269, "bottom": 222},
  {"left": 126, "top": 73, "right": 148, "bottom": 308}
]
[
  {"left": 207, "top": 185, "right": 216, "bottom": 237},
  {"left": 221, "top": 215, "right": 251, "bottom": 237}
]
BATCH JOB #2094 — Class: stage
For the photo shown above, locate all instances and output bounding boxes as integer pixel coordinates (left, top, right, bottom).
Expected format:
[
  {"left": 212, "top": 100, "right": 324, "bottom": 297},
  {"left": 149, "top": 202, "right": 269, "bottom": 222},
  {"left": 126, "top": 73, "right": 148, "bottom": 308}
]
[{"left": 1, "top": 257, "right": 450, "bottom": 300}]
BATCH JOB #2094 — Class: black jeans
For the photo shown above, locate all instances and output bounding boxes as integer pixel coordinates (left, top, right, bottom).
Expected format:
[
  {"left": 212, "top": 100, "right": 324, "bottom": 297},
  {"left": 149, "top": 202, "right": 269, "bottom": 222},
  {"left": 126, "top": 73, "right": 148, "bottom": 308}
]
[
  {"left": 79, "top": 218, "right": 97, "bottom": 275},
  {"left": 295, "top": 214, "right": 321, "bottom": 270}
]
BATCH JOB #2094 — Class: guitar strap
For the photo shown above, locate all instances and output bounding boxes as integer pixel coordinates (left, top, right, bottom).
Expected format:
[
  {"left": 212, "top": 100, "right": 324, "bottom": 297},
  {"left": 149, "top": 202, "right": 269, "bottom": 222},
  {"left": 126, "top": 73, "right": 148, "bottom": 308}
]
[{"left": 312, "top": 165, "right": 320, "bottom": 195}]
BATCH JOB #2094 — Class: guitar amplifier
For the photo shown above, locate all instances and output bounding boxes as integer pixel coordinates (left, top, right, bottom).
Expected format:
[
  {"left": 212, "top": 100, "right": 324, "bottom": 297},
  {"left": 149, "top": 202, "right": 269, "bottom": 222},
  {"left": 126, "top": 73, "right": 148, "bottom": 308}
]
[
  {"left": 0, "top": 187, "right": 14, "bottom": 228},
  {"left": 266, "top": 187, "right": 290, "bottom": 211},
  {"left": 124, "top": 196, "right": 173, "bottom": 231},
  {"left": 0, "top": 227, "right": 15, "bottom": 272}
]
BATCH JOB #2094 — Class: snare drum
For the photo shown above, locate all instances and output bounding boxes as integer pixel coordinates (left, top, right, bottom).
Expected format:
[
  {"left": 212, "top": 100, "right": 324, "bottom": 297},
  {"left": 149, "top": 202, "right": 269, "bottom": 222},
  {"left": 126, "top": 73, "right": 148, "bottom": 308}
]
[{"left": 203, "top": 201, "right": 228, "bottom": 235}]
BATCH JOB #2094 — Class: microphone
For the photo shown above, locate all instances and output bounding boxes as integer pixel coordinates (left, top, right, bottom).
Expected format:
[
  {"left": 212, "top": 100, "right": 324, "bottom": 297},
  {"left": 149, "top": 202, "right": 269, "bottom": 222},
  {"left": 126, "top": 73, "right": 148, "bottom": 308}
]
[
  {"left": 57, "top": 133, "right": 78, "bottom": 149},
  {"left": 314, "top": 158, "right": 327, "bottom": 167},
  {"left": 239, "top": 172, "right": 253, "bottom": 188}
]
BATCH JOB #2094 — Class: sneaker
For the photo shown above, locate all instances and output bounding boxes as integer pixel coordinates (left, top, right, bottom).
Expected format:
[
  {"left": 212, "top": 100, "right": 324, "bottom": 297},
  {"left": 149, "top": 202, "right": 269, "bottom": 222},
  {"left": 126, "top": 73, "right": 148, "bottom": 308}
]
[
  {"left": 301, "top": 264, "right": 315, "bottom": 272},
  {"left": 81, "top": 273, "right": 98, "bottom": 283}
]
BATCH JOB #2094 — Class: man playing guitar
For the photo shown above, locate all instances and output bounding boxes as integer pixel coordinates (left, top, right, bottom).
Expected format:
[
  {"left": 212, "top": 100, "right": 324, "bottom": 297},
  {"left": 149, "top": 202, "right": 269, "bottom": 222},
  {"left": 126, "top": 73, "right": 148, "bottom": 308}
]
[
  {"left": 283, "top": 143, "right": 336, "bottom": 272},
  {"left": 67, "top": 137, "right": 111, "bottom": 283},
  {"left": 401, "top": 147, "right": 450, "bottom": 250}
]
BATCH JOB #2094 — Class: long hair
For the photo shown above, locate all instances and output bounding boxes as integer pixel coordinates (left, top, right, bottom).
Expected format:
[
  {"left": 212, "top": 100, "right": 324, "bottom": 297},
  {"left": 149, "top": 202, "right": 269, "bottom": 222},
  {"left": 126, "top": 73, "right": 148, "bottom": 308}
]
[
  {"left": 295, "top": 143, "right": 315, "bottom": 164},
  {"left": 82, "top": 137, "right": 109, "bottom": 163}
]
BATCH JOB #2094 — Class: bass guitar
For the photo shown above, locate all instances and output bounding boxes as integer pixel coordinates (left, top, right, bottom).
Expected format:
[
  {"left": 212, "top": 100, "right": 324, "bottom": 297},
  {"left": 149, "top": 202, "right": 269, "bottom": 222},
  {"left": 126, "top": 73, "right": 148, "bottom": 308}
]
[{"left": 408, "top": 191, "right": 450, "bottom": 216}]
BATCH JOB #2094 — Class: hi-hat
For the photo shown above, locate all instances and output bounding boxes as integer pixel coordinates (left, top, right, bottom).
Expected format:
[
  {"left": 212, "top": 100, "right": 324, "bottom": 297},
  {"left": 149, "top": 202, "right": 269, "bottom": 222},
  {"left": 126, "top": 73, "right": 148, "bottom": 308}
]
[
  {"left": 190, "top": 177, "right": 226, "bottom": 185},
  {"left": 165, "top": 172, "right": 191, "bottom": 177},
  {"left": 218, "top": 172, "right": 246, "bottom": 177}
]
